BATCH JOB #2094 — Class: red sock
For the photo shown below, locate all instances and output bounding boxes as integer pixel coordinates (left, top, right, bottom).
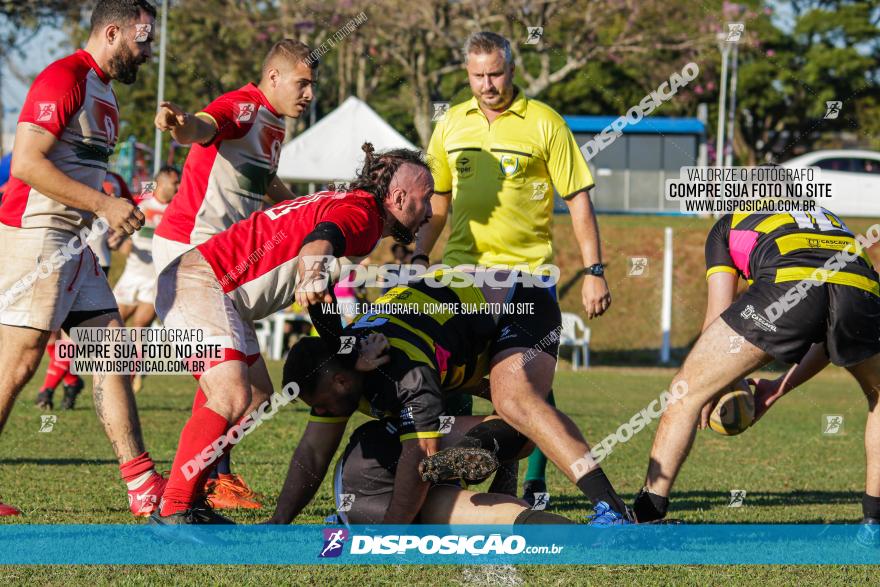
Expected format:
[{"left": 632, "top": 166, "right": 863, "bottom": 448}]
[
  {"left": 161, "top": 406, "right": 229, "bottom": 516},
  {"left": 40, "top": 342, "right": 70, "bottom": 391},
  {"left": 119, "top": 452, "right": 157, "bottom": 485},
  {"left": 62, "top": 372, "right": 81, "bottom": 387}
]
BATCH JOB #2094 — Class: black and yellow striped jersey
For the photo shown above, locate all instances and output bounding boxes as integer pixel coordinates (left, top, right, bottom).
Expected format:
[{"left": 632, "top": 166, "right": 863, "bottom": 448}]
[
  {"left": 705, "top": 208, "right": 878, "bottom": 295},
  {"left": 308, "top": 271, "right": 499, "bottom": 440}
]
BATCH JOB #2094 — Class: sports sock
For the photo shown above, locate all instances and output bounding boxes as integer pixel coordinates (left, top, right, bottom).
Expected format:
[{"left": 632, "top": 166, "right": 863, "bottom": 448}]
[
  {"left": 576, "top": 467, "right": 628, "bottom": 516},
  {"left": 457, "top": 418, "right": 529, "bottom": 461},
  {"left": 40, "top": 342, "right": 69, "bottom": 391},
  {"left": 215, "top": 451, "right": 232, "bottom": 476},
  {"left": 863, "top": 493, "right": 880, "bottom": 520},
  {"left": 119, "top": 452, "right": 158, "bottom": 489},
  {"left": 514, "top": 509, "right": 573, "bottom": 524},
  {"left": 633, "top": 487, "right": 669, "bottom": 522},
  {"left": 160, "top": 406, "right": 229, "bottom": 516},
  {"left": 192, "top": 386, "right": 208, "bottom": 413},
  {"left": 61, "top": 372, "right": 81, "bottom": 387},
  {"left": 524, "top": 390, "right": 555, "bottom": 481}
]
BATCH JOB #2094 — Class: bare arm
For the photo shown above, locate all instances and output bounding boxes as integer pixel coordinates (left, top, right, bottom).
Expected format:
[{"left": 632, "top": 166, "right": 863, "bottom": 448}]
[
  {"left": 702, "top": 272, "right": 739, "bottom": 332},
  {"left": 752, "top": 343, "right": 830, "bottom": 422},
  {"left": 266, "top": 176, "right": 295, "bottom": 204},
  {"left": 413, "top": 192, "right": 450, "bottom": 263},
  {"left": 565, "top": 190, "right": 611, "bottom": 319},
  {"left": 267, "top": 420, "right": 347, "bottom": 524},
  {"left": 382, "top": 437, "right": 439, "bottom": 523},
  {"left": 11, "top": 123, "right": 143, "bottom": 235},
  {"left": 154, "top": 101, "right": 217, "bottom": 145}
]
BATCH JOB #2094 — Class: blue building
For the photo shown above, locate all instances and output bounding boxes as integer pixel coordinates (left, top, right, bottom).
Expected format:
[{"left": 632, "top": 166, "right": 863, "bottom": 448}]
[{"left": 560, "top": 115, "right": 706, "bottom": 213}]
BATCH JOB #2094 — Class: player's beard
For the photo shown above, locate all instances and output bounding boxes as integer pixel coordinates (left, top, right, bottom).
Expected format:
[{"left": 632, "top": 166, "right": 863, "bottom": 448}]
[
  {"left": 387, "top": 218, "right": 415, "bottom": 245},
  {"left": 108, "top": 43, "right": 144, "bottom": 85}
]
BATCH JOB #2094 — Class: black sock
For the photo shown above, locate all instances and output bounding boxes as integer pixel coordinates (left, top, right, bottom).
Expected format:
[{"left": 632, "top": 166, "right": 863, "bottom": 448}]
[
  {"left": 633, "top": 487, "right": 669, "bottom": 522},
  {"left": 514, "top": 509, "right": 574, "bottom": 525},
  {"left": 457, "top": 419, "right": 529, "bottom": 461},
  {"left": 863, "top": 494, "right": 880, "bottom": 520},
  {"left": 215, "top": 452, "right": 232, "bottom": 476},
  {"left": 576, "top": 468, "right": 628, "bottom": 516}
]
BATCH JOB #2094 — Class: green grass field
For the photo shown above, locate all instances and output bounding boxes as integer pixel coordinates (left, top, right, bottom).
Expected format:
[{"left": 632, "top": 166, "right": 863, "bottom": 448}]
[{"left": 2, "top": 358, "right": 879, "bottom": 584}]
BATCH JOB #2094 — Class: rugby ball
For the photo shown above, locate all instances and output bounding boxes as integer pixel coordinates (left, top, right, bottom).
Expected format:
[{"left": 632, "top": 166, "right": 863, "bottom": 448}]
[{"left": 709, "top": 380, "right": 755, "bottom": 436}]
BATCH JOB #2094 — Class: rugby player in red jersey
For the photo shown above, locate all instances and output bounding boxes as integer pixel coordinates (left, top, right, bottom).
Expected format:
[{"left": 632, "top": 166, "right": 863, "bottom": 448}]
[
  {"left": 0, "top": 1, "right": 163, "bottom": 518},
  {"left": 149, "top": 146, "right": 432, "bottom": 524},
  {"left": 150, "top": 39, "right": 315, "bottom": 508}
]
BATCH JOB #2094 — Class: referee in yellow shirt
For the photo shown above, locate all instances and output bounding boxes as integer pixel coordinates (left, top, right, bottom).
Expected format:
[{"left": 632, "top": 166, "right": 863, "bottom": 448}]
[{"left": 414, "top": 31, "right": 611, "bottom": 506}]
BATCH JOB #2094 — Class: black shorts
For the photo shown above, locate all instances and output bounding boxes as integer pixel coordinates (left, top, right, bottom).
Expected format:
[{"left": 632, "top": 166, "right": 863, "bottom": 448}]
[
  {"left": 721, "top": 280, "right": 880, "bottom": 366},
  {"left": 333, "top": 420, "right": 403, "bottom": 524},
  {"left": 489, "top": 281, "right": 561, "bottom": 359}
]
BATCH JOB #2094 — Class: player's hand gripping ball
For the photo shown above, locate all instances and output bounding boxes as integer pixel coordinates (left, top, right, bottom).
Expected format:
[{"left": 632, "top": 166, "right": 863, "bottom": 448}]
[{"left": 709, "top": 379, "right": 755, "bottom": 436}]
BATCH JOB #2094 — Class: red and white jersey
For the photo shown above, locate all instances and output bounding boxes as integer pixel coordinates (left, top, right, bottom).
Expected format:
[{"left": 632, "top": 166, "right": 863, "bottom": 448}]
[
  {"left": 197, "top": 190, "right": 384, "bottom": 321},
  {"left": 0, "top": 50, "right": 118, "bottom": 233},
  {"left": 155, "top": 83, "right": 286, "bottom": 247},
  {"left": 129, "top": 195, "right": 169, "bottom": 263},
  {"left": 88, "top": 170, "right": 133, "bottom": 267}
]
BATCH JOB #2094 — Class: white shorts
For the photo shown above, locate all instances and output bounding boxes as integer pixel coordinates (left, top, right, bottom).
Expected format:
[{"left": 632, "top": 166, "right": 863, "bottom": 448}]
[
  {"left": 155, "top": 249, "right": 260, "bottom": 377},
  {"left": 152, "top": 234, "right": 195, "bottom": 277},
  {"left": 113, "top": 259, "right": 157, "bottom": 306},
  {"left": 0, "top": 224, "right": 118, "bottom": 331}
]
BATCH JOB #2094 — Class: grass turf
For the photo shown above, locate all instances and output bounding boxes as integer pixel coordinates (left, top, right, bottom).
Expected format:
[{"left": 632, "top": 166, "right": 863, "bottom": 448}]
[{"left": 1, "top": 359, "right": 877, "bottom": 583}]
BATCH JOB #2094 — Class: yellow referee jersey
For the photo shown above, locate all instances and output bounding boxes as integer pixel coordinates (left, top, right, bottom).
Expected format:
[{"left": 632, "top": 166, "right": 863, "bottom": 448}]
[{"left": 427, "top": 88, "right": 594, "bottom": 270}]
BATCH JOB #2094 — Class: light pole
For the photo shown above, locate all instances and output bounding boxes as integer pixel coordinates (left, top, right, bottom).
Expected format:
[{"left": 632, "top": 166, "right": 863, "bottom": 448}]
[
  {"left": 724, "top": 39, "right": 740, "bottom": 167},
  {"left": 153, "top": 0, "right": 169, "bottom": 175},
  {"left": 715, "top": 31, "right": 730, "bottom": 168}
]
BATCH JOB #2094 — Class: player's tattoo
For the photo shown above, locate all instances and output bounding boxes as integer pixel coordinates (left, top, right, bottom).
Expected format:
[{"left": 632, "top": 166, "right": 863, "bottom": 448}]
[{"left": 24, "top": 123, "right": 49, "bottom": 135}]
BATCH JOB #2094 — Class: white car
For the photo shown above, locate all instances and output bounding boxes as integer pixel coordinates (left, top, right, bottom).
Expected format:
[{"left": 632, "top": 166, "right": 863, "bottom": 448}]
[{"left": 781, "top": 150, "right": 880, "bottom": 217}]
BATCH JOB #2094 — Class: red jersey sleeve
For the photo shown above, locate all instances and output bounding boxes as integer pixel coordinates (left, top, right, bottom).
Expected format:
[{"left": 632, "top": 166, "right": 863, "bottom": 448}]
[
  {"left": 18, "top": 62, "right": 86, "bottom": 139},
  {"left": 198, "top": 93, "right": 254, "bottom": 144},
  {"left": 319, "top": 200, "right": 384, "bottom": 257}
]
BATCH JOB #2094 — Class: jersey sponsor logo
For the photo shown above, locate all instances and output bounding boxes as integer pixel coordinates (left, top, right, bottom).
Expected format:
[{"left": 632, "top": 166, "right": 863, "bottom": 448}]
[
  {"left": 35, "top": 101, "right": 57, "bottom": 123},
  {"left": 399, "top": 406, "right": 414, "bottom": 426},
  {"left": 91, "top": 97, "right": 119, "bottom": 145},
  {"left": 236, "top": 102, "right": 256, "bottom": 122},
  {"left": 497, "top": 324, "right": 517, "bottom": 342},
  {"left": 258, "top": 123, "right": 285, "bottom": 169}
]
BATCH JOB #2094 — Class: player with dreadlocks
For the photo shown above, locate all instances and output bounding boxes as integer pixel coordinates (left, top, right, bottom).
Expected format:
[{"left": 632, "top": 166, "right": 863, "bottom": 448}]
[{"left": 149, "top": 144, "right": 433, "bottom": 524}]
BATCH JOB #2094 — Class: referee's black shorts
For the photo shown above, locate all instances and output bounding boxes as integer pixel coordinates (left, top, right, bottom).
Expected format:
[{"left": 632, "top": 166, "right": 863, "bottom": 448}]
[
  {"left": 489, "top": 281, "right": 561, "bottom": 360},
  {"left": 720, "top": 280, "right": 880, "bottom": 366}
]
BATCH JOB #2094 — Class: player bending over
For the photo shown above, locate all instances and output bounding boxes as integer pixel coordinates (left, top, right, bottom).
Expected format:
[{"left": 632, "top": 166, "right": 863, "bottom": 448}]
[
  {"left": 633, "top": 208, "right": 880, "bottom": 523},
  {"left": 151, "top": 38, "right": 315, "bottom": 507},
  {"left": 269, "top": 269, "right": 631, "bottom": 525},
  {"left": 149, "top": 147, "right": 433, "bottom": 525},
  {"left": 0, "top": 0, "right": 164, "bottom": 518}
]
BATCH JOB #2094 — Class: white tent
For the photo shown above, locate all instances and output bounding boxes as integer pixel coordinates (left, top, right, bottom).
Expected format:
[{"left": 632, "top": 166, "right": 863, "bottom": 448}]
[{"left": 276, "top": 96, "right": 417, "bottom": 183}]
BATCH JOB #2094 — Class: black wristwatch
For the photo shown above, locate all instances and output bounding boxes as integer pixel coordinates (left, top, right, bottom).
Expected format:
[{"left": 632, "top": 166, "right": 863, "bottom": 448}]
[{"left": 583, "top": 263, "right": 605, "bottom": 277}]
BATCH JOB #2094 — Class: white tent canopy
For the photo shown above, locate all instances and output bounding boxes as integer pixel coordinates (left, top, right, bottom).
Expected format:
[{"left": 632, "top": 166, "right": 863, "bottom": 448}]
[{"left": 276, "top": 96, "right": 417, "bottom": 183}]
